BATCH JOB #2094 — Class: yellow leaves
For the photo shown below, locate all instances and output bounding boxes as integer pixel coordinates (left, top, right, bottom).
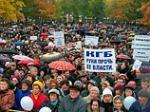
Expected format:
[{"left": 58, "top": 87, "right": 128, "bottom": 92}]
[
  {"left": 140, "top": 1, "right": 150, "bottom": 26},
  {"left": 35, "top": 0, "right": 56, "bottom": 19},
  {"left": 0, "top": 0, "right": 25, "bottom": 22},
  {"left": 104, "top": 0, "right": 130, "bottom": 20}
]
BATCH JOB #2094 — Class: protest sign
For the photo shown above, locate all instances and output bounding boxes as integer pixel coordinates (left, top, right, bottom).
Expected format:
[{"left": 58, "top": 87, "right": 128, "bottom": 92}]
[
  {"left": 54, "top": 31, "right": 65, "bottom": 48},
  {"left": 85, "top": 36, "right": 99, "bottom": 46},
  {"left": 30, "top": 36, "right": 38, "bottom": 41},
  {"left": 132, "top": 60, "right": 142, "bottom": 70},
  {"left": 132, "top": 35, "right": 150, "bottom": 62},
  {"left": 84, "top": 49, "right": 116, "bottom": 72}
]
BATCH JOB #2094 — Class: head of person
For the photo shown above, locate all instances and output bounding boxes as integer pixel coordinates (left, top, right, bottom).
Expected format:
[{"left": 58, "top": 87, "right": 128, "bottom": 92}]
[
  {"left": 89, "top": 86, "right": 100, "bottom": 99},
  {"left": 48, "top": 88, "right": 60, "bottom": 102},
  {"left": 32, "top": 80, "right": 44, "bottom": 95},
  {"left": 21, "top": 80, "right": 31, "bottom": 91},
  {"left": 102, "top": 88, "right": 113, "bottom": 103},
  {"left": 60, "top": 80, "right": 70, "bottom": 92},
  {"left": 29, "top": 67, "right": 38, "bottom": 77},
  {"left": 114, "top": 83, "right": 124, "bottom": 96},
  {"left": 86, "top": 80, "right": 96, "bottom": 92},
  {"left": 69, "top": 85, "right": 81, "bottom": 99},
  {"left": 0, "top": 78, "right": 10, "bottom": 91},
  {"left": 90, "top": 99, "right": 101, "bottom": 111},
  {"left": 113, "top": 95, "right": 123, "bottom": 111},
  {"left": 124, "top": 86, "right": 134, "bottom": 97},
  {"left": 138, "top": 89, "right": 150, "bottom": 108},
  {"left": 141, "top": 78, "right": 149, "bottom": 90},
  {"left": 101, "top": 80, "right": 110, "bottom": 91}
]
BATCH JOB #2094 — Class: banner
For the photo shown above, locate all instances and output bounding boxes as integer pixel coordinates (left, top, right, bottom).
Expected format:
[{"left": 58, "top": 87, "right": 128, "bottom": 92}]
[
  {"left": 85, "top": 36, "right": 99, "bottom": 46},
  {"left": 54, "top": 31, "right": 65, "bottom": 48},
  {"left": 132, "top": 35, "right": 150, "bottom": 62},
  {"left": 84, "top": 49, "right": 116, "bottom": 72}
]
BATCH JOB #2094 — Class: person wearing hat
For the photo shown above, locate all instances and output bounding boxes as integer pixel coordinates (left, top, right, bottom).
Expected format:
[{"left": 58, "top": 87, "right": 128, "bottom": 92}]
[
  {"left": 81, "top": 80, "right": 96, "bottom": 97},
  {"left": 124, "top": 85, "right": 136, "bottom": 98},
  {"left": 0, "top": 78, "right": 15, "bottom": 111},
  {"left": 58, "top": 85, "right": 87, "bottom": 112},
  {"left": 101, "top": 88, "right": 113, "bottom": 112},
  {"left": 30, "top": 80, "right": 48, "bottom": 111},
  {"left": 42, "top": 88, "right": 60, "bottom": 112},
  {"left": 84, "top": 86, "right": 100, "bottom": 104},
  {"left": 13, "top": 80, "right": 31, "bottom": 110},
  {"left": 137, "top": 89, "right": 150, "bottom": 112}
]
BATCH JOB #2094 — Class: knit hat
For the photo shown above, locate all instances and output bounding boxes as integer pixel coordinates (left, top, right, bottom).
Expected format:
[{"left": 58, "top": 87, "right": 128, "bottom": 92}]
[
  {"left": 90, "top": 86, "right": 100, "bottom": 94},
  {"left": 138, "top": 89, "right": 150, "bottom": 98},
  {"left": 127, "top": 81, "right": 136, "bottom": 89},
  {"left": 74, "top": 80, "right": 83, "bottom": 89},
  {"left": 102, "top": 88, "right": 113, "bottom": 96},
  {"left": 114, "top": 83, "right": 125, "bottom": 91},
  {"left": 48, "top": 88, "right": 60, "bottom": 96},
  {"left": 32, "top": 80, "right": 45, "bottom": 90}
]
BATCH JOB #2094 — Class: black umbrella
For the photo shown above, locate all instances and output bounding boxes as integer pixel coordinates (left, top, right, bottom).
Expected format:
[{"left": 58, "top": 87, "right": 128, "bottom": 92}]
[{"left": 0, "top": 49, "right": 18, "bottom": 54}]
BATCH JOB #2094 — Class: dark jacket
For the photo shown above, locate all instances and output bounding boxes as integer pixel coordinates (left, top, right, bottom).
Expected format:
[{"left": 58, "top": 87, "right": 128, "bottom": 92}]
[
  {"left": 42, "top": 100, "right": 60, "bottom": 112},
  {"left": 101, "top": 100, "right": 113, "bottom": 112},
  {"left": 58, "top": 95, "right": 87, "bottom": 112}
]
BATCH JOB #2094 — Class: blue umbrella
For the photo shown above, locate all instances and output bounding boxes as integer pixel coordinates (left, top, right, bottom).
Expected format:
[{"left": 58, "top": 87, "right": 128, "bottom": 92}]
[{"left": 14, "top": 41, "right": 24, "bottom": 46}]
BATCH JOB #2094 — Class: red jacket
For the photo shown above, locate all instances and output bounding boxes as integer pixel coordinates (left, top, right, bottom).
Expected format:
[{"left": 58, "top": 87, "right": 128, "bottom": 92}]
[{"left": 30, "top": 92, "right": 48, "bottom": 111}]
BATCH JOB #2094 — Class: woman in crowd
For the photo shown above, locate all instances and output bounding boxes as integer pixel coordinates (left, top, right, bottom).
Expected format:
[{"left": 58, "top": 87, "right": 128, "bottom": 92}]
[{"left": 0, "top": 78, "right": 15, "bottom": 111}]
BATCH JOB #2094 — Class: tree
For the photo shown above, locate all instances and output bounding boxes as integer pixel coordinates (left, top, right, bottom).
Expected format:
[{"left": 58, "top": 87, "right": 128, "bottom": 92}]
[
  {"left": 125, "top": 0, "right": 143, "bottom": 21},
  {"left": 35, "top": 0, "right": 56, "bottom": 19},
  {"left": 0, "top": 0, "right": 25, "bottom": 22},
  {"left": 104, "top": 0, "right": 130, "bottom": 20},
  {"left": 140, "top": 1, "right": 150, "bottom": 26}
]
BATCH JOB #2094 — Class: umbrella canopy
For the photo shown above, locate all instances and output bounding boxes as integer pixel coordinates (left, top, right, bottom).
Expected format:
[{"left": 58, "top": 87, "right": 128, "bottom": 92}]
[
  {"left": 0, "top": 40, "right": 6, "bottom": 46},
  {"left": 12, "top": 55, "right": 33, "bottom": 61},
  {"left": 40, "top": 32, "right": 48, "bottom": 38},
  {"left": 0, "top": 49, "right": 18, "bottom": 54},
  {"left": 48, "top": 60, "right": 75, "bottom": 71},
  {"left": 18, "top": 59, "right": 40, "bottom": 66},
  {"left": 116, "top": 53, "right": 131, "bottom": 60},
  {"left": 0, "top": 55, "right": 11, "bottom": 61}
]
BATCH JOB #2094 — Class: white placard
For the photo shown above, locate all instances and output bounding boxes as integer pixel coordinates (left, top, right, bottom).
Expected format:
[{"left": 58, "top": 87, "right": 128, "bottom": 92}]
[
  {"left": 85, "top": 36, "right": 99, "bottom": 46},
  {"left": 84, "top": 49, "right": 116, "bottom": 72},
  {"left": 30, "top": 36, "right": 38, "bottom": 41},
  {"left": 54, "top": 31, "right": 65, "bottom": 48},
  {"left": 132, "top": 60, "right": 142, "bottom": 70},
  {"left": 75, "top": 41, "right": 82, "bottom": 49}
]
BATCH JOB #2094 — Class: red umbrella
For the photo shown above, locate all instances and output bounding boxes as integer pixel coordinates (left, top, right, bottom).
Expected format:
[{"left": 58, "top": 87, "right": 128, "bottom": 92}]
[
  {"left": 116, "top": 53, "right": 131, "bottom": 59},
  {"left": 40, "top": 32, "right": 48, "bottom": 38},
  {"left": 0, "top": 41, "right": 6, "bottom": 46},
  {"left": 48, "top": 60, "right": 75, "bottom": 71},
  {"left": 18, "top": 59, "right": 40, "bottom": 66}
]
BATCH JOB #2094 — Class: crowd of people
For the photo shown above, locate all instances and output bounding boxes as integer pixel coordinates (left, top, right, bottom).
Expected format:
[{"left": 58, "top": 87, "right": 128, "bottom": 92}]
[{"left": 0, "top": 20, "right": 150, "bottom": 112}]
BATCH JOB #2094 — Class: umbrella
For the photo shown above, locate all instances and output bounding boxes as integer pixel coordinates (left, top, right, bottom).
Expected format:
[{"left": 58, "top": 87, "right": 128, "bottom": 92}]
[
  {"left": 40, "top": 32, "right": 48, "bottom": 38},
  {"left": 0, "top": 49, "right": 18, "bottom": 54},
  {"left": 14, "top": 41, "right": 24, "bottom": 46},
  {"left": 18, "top": 59, "right": 40, "bottom": 66},
  {"left": 12, "top": 55, "right": 33, "bottom": 61},
  {"left": 0, "top": 55, "right": 11, "bottom": 61},
  {"left": 0, "top": 39, "right": 6, "bottom": 46},
  {"left": 116, "top": 53, "right": 131, "bottom": 59},
  {"left": 48, "top": 60, "right": 75, "bottom": 71}
]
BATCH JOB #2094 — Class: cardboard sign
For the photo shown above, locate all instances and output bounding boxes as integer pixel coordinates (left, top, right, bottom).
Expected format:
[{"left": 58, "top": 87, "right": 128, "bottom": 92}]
[
  {"left": 84, "top": 49, "right": 116, "bottom": 72},
  {"left": 30, "top": 36, "right": 38, "bottom": 41},
  {"left": 54, "top": 31, "right": 65, "bottom": 48},
  {"left": 85, "top": 36, "right": 99, "bottom": 46}
]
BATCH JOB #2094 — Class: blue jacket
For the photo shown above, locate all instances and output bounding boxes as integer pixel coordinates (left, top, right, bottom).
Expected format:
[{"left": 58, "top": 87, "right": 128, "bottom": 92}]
[
  {"left": 129, "top": 101, "right": 141, "bottom": 112},
  {"left": 14, "top": 89, "right": 31, "bottom": 110}
]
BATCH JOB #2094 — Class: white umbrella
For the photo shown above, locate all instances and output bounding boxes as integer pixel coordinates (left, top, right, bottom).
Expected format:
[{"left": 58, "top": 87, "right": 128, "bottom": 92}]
[{"left": 12, "top": 55, "right": 33, "bottom": 61}]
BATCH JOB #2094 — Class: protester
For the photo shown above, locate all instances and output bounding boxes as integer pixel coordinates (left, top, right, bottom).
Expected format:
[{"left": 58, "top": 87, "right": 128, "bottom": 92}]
[
  {"left": 42, "top": 88, "right": 60, "bottom": 112},
  {"left": 58, "top": 85, "right": 87, "bottom": 112},
  {"left": 0, "top": 78, "right": 15, "bottom": 111},
  {"left": 30, "top": 80, "right": 48, "bottom": 111}
]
